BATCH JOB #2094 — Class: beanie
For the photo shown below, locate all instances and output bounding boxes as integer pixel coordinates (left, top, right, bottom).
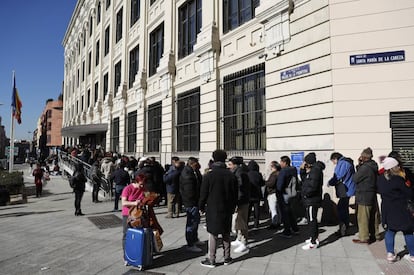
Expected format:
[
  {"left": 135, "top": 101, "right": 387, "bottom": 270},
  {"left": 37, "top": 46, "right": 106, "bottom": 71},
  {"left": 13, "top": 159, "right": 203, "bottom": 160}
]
[
  {"left": 304, "top": 152, "right": 316, "bottom": 165},
  {"left": 361, "top": 147, "right": 373, "bottom": 159}
]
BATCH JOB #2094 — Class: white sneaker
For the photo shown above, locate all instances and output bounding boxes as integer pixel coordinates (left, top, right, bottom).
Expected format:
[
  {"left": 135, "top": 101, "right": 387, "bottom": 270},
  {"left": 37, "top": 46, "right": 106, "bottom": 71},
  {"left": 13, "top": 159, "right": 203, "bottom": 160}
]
[
  {"left": 297, "top": 217, "right": 308, "bottom": 225},
  {"left": 302, "top": 241, "right": 318, "bottom": 250},
  {"left": 305, "top": 238, "right": 320, "bottom": 245},
  {"left": 233, "top": 243, "right": 249, "bottom": 253},
  {"left": 231, "top": 239, "right": 242, "bottom": 246},
  {"left": 186, "top": 245, "right": 202, "bottom": 252}
]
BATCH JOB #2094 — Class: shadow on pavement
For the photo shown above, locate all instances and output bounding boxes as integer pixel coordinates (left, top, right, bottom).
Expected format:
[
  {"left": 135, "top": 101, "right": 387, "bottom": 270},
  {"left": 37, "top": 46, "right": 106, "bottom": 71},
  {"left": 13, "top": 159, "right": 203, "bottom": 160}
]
[{"left": 0, "top": 209, "right": 64, "bottom": 218}]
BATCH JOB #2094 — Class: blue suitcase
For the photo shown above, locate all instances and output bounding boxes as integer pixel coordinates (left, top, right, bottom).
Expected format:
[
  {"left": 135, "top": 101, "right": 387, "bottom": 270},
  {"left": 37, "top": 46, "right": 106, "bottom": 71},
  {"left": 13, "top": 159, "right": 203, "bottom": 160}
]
[{"left": 125, "top": 228, "right": 153, "bottom": 270}]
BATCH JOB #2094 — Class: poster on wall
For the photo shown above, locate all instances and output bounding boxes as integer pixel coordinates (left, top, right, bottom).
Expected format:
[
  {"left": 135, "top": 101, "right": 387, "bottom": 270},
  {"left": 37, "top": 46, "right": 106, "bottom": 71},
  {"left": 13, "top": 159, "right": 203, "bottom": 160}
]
[{"left": 291, "top": 151, "right": 304, "bottom": 174}]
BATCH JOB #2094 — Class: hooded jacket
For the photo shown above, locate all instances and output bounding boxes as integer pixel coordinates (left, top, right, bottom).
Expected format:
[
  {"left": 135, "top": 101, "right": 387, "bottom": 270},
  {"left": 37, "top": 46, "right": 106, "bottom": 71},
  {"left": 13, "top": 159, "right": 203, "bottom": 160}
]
[
  {"left": 300, "top": 161, "right": 326, "bottom": 206},
  {"left": 353, "top": 159, "right": 378, "bottom": 205},
  {"left": 247, "top": 160, "right": 264, "bottom": 201}
]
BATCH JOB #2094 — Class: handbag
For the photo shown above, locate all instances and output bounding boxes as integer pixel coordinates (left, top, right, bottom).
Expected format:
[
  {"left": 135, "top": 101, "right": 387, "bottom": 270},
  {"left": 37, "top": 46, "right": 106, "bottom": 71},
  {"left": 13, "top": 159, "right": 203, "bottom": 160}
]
[
  {"left": 127, "top": 205, "right": 149, "bottom": 228},
  {"left": 152, "top": 229, "right": 163, "bottom": 252}
]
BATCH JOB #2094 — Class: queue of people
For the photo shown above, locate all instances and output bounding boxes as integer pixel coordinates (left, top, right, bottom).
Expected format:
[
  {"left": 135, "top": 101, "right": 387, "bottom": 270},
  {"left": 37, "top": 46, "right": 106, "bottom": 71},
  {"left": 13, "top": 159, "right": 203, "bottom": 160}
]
[{"left": 62, "top": 145, "right": 414, "bottom": 267}]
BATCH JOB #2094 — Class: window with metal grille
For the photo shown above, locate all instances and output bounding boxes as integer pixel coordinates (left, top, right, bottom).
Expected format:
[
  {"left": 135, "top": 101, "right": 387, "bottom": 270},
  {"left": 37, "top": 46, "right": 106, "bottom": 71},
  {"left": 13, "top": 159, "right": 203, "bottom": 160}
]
[
  {"left": 390, "top": 111, "right": 414, "bottom": 172},
  {"left": 177, "top": 88, "right": 200, "bottom": 151},
  {"left": 131, "top": 0, "right": 140, "bottom": 26},
  {"left": 116, "top": 8, "right": 123, "bottom": 43},
  {"left": 111, "top": 117, "right": 120, "bottom": 152},
  {"left": 223, "top": 0, "right": 260, "bottom": 34},
  {"left": 147, "top": 101, "right": 162, "bottom": 152},
  {"left": 149, "top": 23, "right": 164, "bottom": 76},
  {"left": 129, "top": 45, "right": 139, "bottom": 88},
  {"left": 127, "top": 111, "right": 137, "bottom": 152},
  {"left": 114, "top": 60, "right": 121, "bottom": 96},
  {"left": 223, "top": 63, "right": 265, "bottom": 151},
  {"left": 178, "top": 0, "right": 202, "bottom": 59}
]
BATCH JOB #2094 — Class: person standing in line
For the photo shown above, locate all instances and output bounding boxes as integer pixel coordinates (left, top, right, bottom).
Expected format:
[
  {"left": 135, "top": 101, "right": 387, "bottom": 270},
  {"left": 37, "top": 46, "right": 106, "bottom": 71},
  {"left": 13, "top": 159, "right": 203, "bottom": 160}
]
[
  {"left": 163, "top": 158, "right": 184, "bottom": 218},
  {"left": 377, "top": 157, "right": 414, "bottom": 263},
  {"left": 110, "top": 162, "right": 131, "bottom": 212},
  {"left": 352, "top": 147, "right": 381, "bottom": 244},
  {"left": 121, "top": 173, "right": 146, "bottom": 263},
  {"left": 300, "top": 153, "right": 325, "bottom": 250},
  {"left": 247, "top": 160, "right": 265, "bottom": 229},
  {"left": 265, "top": 161, "right": 282, "bottom": 230},
  {"left": 91, "top": 160, "right": 103, "bottom": 203},
  {"left": 199, "top": 150, "right": 238, "bottom": 268},
  {"left": 32, "top": 163, "right": 44, "bottom": 198},
  {"left": 277, "top": 156, "right": 299, "bottom": 238},
  {"left": 180, "top": 157, "right": 203, "bottom": 252},
  {"left": 229, "top": 156, "right": 251, "bottom": 253},
  {"left": 328, "top": 152, "right": 356, "bottom": 236},
  {"left": 72, "top": 162, "right": 87, "bottom": 216}
]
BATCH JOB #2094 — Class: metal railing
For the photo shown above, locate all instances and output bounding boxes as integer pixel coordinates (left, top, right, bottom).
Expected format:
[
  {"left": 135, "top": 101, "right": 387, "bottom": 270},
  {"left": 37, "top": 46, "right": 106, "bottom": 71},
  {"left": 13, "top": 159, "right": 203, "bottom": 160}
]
[{"left": 58, "top": 151, "right": 112, "bottom": 198}]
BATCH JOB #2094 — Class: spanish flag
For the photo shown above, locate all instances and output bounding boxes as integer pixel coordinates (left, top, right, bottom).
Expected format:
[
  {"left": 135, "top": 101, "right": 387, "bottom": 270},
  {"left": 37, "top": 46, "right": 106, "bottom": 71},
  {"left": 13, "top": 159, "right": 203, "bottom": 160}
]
[{"left": 11, "top": 75, "right": 22, "bottom": 124}]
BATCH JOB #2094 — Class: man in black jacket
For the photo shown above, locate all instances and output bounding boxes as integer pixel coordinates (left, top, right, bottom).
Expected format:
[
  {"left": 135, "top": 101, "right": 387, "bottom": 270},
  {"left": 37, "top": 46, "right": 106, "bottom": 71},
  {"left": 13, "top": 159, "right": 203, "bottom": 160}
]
[
  {"left": 110, "top": 163, "right": 130, "bottom": 211},
  {"left": 277, "top": 156, "right": 299, "bottom": 238},
  {"left": 300, "top": 152, "right": 325, "bottom": 250},
  {"left": 180, "top": 157, "right": 203, "bottom": 252},
  {"left": 199, "top": 150, "right": 238, "bottom": 268}
]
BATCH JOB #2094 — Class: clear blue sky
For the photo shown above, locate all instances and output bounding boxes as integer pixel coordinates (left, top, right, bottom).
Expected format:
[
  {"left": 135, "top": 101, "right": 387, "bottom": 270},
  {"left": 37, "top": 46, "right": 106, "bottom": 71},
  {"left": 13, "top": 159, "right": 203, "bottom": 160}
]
[{"left": 0, "top": 0, "right": 77, "bottom": 140}]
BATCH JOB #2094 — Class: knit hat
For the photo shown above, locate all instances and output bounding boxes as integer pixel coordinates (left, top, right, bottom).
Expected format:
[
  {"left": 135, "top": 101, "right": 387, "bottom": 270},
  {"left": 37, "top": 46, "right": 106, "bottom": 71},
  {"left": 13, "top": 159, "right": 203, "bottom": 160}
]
[
  {"left": 361, "top": 147, "right": 373, "bottom": 159},
  {"left": 304, "top": 152, "right": 316, "bottom": 165},
  {"left": 382, "top": 157, "right": 399, "bottom": 170},
  {"left": 229, "top": 156, "right": 244, "bottom": 165},
  {"left": 212, "top": 150, "right": 227, "bottom": 162}
]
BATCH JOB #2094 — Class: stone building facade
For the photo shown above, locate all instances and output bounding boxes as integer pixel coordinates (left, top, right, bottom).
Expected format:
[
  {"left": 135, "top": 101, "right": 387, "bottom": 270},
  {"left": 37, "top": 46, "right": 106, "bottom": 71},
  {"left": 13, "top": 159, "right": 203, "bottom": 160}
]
[{"left": 62, "top": 0, "right": 414, "bottom": 174}]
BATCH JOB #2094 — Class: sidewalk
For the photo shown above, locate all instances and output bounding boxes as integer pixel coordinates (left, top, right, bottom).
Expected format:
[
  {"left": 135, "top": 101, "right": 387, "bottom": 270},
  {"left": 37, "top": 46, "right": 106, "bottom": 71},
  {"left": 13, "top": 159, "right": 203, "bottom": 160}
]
[{"left": 0, "top": 165, "right": 413, "bottom": 275}]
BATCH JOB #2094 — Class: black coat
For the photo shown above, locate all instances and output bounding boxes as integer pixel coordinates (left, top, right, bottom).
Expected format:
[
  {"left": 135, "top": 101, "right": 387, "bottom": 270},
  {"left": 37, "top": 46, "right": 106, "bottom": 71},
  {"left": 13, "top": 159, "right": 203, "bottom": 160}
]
[
  {"left": 353, "top": 160, "right": 378, "bottom": 206},
  {"left": 300, "top": 161, "right": 325, "bottom": 206},
  {"left": 377, "top": 174, "right": 414, "bottom": 232},
  {"left": 199, "top": 162, "right": 238, "bottom": 235},
  {"left": 234, "top": 164, "right": 251, "bottom": 206},
  {"left": 247, "top": 160, "right": 264, "bottom": 202},
  {"left": 72, "top": 170, "right": 87, "bottom": 192},
  {"left": 179, "top": 165, "right": 202, "bottom": 208}
]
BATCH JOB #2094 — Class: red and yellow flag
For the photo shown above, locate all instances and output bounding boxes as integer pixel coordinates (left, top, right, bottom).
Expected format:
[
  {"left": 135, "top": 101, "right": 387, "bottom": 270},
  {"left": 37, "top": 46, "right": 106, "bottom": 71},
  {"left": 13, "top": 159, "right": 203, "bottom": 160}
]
[{"left": 11, "top": 75, "right": 22, "bottom": 124}]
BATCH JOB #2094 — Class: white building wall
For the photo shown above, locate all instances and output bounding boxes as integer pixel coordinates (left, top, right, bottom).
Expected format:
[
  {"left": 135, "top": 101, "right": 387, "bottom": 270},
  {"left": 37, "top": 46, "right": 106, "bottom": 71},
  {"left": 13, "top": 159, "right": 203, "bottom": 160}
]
[{"left": 62, "top": 0, "right": 414, "bottom": 173}]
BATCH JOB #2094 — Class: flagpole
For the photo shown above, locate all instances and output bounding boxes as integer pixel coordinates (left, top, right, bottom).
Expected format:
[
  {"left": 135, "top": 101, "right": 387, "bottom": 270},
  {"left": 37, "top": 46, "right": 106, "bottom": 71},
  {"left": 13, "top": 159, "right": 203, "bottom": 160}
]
[{"left": 9, "top": 71, "right": 15, "bottom": 173}]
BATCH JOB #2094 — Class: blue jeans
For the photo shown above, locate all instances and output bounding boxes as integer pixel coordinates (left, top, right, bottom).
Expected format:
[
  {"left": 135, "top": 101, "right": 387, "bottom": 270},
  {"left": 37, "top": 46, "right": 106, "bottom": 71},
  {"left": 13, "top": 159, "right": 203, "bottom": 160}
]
[
  {"left": 385, "top": 229, "right": 414, "bottom": 255},
  {"left": 185, "top": 206, "right": 200, "bottom": 246}
]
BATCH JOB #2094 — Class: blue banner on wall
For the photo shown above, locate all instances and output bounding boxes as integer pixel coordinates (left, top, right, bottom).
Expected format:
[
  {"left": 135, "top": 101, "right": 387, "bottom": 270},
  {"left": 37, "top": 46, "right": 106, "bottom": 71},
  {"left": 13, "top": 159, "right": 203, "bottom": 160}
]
[
  {"left": 281, "top": 64, "right": 310, "bottom": 81},
  {"left": 291, "top": 152, "right": 304, "bottom": 174},
  {"left": 350, "top": 50, "right": 405, "bottom": 65}
]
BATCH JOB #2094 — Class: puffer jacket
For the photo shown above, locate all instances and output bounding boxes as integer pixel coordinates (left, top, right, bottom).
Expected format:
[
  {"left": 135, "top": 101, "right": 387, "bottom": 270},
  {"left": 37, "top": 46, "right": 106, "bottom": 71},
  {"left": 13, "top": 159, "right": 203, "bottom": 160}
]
[{"left": 300, "top": 161, "right": 325, "bottom": 206}]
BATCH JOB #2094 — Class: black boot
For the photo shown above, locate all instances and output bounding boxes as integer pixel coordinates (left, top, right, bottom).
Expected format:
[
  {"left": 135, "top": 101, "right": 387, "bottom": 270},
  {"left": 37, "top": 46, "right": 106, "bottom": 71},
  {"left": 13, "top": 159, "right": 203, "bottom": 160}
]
[{"left": 77, "top": 210, "right": 85, "bottom": 216}]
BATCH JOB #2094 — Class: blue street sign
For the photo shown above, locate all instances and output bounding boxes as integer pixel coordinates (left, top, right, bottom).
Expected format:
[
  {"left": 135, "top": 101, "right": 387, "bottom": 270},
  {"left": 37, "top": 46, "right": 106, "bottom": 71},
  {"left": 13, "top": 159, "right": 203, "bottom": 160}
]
[
  {"left": 350, "top": 50, "right": 405, "bottom": 65},
  {"left": 281, "top": 64, "right": 310, "bottom": 81},
  {"left": 291, "top": 151, "right": 304, "bottom": 174}
]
